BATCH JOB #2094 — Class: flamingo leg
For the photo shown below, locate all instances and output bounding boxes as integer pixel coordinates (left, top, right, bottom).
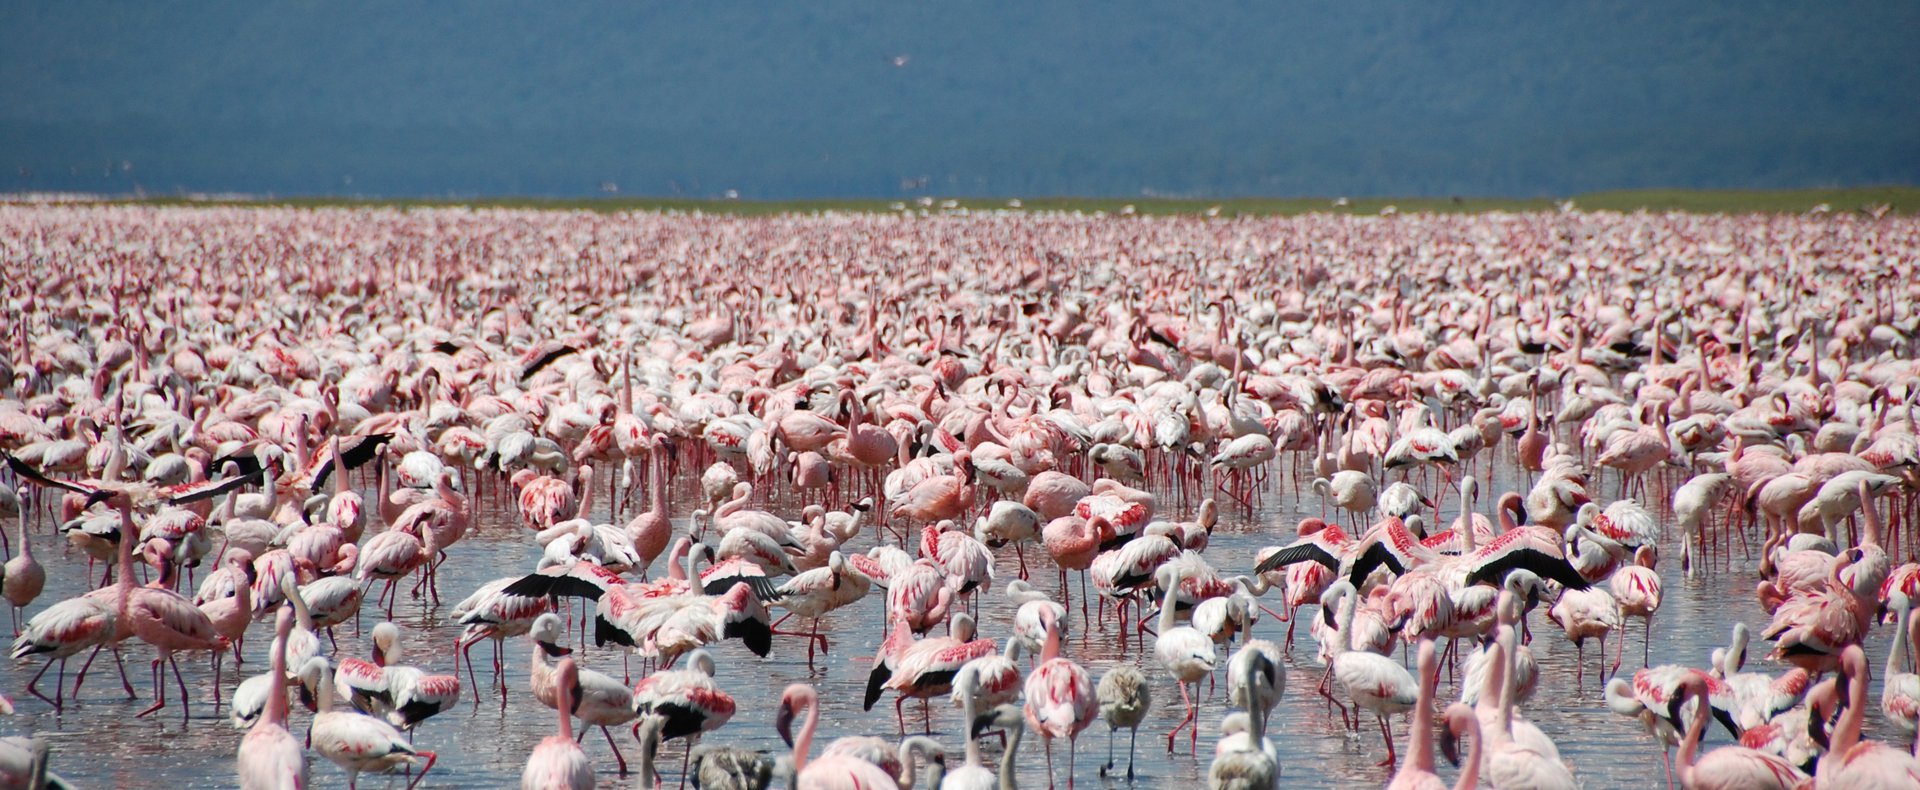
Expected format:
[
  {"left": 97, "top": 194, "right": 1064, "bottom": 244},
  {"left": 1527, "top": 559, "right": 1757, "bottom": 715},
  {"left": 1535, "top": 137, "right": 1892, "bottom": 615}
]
[
  {"left": 1127, "top": 725, "right": 1138, "bottom": 778},
  {"left": 136, "top": 658, "right": 168, "bottom": 718},
  {"left": 1102, "top": 724, "right": 1114, "bottom": 775},
  {"left": 404, "top": 751, "right": 437, "bottom": 790},
  {"left": 25, "top": 657, "right": 62, "bottom": 711},
  {"left": 1044, "top": 737, "right": 1056, "bottom": 790},
  {"left": 1375, "top": 714, "right": 1397, "bottom": 767},
  {"left": 601, "top": 726, "right": 628, "bottom": 773}
]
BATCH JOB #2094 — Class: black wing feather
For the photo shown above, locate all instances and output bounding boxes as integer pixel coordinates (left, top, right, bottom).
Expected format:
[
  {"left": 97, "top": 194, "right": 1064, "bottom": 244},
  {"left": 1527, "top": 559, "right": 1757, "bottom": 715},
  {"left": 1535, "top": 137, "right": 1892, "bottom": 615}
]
[
  {"left": 502, "top": 572, "right": 606, "bottom": 602},
  {"left": 1, "top": 454, "right": 93, "bottom": 495},
  {"left": 702, "top": 575, "right": 783, "bottom": 603},
  {"left": 1346, "top": 541, "right": 1407, "bottom": 588},
  {"left": 1464, "top": 548, "right": 1591, "bottom": 590},
  {"left": 1253, "top": 541, "right": 1338, "bottom": 575},
  {"left": 519, "top": 345, "right": 579, "bottom": 381}
]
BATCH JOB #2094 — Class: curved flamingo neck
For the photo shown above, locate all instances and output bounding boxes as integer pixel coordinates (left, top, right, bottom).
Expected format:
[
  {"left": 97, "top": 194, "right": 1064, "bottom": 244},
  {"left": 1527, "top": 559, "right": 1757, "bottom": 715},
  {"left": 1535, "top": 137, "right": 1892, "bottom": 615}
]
[
  {"left": 1859, "top": 484, "right": 1883, "bottom": 546},
  {"left": 1159, "top": 570, "right": 1183, "bottom": 634},
  {"left": 665, "top": 540, "right": 691, "bottom": 581},
  {"left": 1452, "top": 709, "right": 1483, "bottom": 790},
  {"left": 554, "top": 662, "right": 577, "bottom": 741},
  {"left": 576, "top": 468, "right": 596, "bottom": 520},
  {"left": 1496, "top": 493, "right": 1521, "bottom": 533},
  {"left": 792, "top": 688, "right": 821, "bottom": 772},
  {"left": 1676, "top": 679, "right": 1708, "bottom": 776}
]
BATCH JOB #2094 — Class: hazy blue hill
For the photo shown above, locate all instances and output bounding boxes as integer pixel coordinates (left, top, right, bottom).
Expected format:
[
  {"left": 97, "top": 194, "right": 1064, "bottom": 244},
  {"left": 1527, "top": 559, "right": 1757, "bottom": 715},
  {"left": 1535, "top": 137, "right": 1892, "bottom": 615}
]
[{"left": 3, "top": 1, "right": 1916, "bottom": 198}]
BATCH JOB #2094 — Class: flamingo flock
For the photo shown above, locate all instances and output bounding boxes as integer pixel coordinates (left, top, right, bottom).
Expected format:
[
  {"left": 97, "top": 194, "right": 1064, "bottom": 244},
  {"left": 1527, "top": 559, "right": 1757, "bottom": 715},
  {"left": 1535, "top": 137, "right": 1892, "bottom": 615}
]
[{"left": 0, "top": 203, "right": 1915, "bottom": 789}]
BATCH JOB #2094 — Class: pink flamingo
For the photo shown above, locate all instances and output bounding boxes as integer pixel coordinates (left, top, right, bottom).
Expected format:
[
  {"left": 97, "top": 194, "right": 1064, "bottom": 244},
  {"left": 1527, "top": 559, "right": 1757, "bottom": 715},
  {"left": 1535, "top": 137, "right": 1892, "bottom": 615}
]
[
  {"left": 1762, "top": 548, "right": 1871, "bottom": 673},
  {"left": 623, "top": 451, "right": 672, "bottom": 579},
  {"left": 198, "top": 549, "right": 254, "bottom": 682},
  {"left": 1670, "top": 674, "right": 1808, "bottom": 789},
  {"left": 778, "top": 683, "right": 899, "bottom": 788},
  {"left": 1388, "top": 638, "right": 1451, "bottom": 790},
  {"left": 85, "top": 502, "right": 228, "bottom": 722},
  {"left": 772, "top": 551, "right": 873, "bottom": 665},
  {"left": 871, "top": 612, "right": 996, "bottom": 733},
  {"left": 630, "top": 647, "right": 736, "bottom": 776},
  {"left": 1154, "top": 564, "right": 1217, "bottom": 754},
  {"left": 1041, "top": 515, "right": 1111, "bottom": 624},
  {"left": 1812, "top": 644, "right": 1920, "bottom": 785},
  {"left": 1323, "top": 579, "right": 1417, "bottom": 766},
  {"left": 236, "top": 607, "right": 306, "bottom": 790},
  {"left": 1611, "top": 544, "right": 1664, "bottom": 668},
  {"left": 522, "top": 655, "right": 595, "bottom": 790},
  {"left": 1023, "top": 608, "right": 1096, "bottom": 789}
]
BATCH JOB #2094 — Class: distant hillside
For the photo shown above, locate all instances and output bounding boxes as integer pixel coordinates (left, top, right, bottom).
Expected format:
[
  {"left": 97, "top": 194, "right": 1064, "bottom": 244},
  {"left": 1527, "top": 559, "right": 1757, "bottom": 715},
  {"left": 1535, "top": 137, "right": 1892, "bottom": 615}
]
[{"left": 3, "top": 1, "right": 1916, "bottom": 199}]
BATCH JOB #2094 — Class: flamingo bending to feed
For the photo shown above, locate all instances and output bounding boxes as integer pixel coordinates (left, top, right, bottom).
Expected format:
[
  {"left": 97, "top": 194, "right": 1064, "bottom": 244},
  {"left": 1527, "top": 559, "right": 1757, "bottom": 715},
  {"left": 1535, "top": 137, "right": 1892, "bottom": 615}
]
[{"left": 304, "top": 656, "right": 437, "bottom": 789}]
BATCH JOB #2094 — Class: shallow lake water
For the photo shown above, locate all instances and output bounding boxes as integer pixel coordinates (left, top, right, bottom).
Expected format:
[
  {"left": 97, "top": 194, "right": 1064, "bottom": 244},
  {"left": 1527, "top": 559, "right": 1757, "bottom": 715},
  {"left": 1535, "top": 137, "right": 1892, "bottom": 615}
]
[{"left": 1, "top": 452, "right": 1908, "bottom": 788}]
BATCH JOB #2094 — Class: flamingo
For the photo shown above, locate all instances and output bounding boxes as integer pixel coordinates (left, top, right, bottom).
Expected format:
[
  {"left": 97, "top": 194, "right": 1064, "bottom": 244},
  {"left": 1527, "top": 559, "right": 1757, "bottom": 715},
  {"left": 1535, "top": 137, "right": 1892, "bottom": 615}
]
[
  {"left": 773, "top": 550, "right": 872, "bottom": 665},
  {"left": 1883, "top": 592, "right": 1920, "bottom": 740},
  {"left": 526, "top": 614, "right": 638, "bottom": 771},
  {"left": 1322, "top": 579, "right": 1418, "bottom": 766},
  {"left": 1207, "top": 710, "right": 1278, "bottom": 790},
  {"left": 236, "top": 606, "right": 307, "bottom": 790},
  {"left": 946, "top": 660, "right": 1003, "bottom": 790},
  {"left": 1612, "top": 544, "right": 1664, "bottom": 668},
  {"left": 1023, "top": 608, "right": 1096, "bottom": 790},
  {"left": 1, "top": 492, "right": 45, "bottom": 632},
  {"left": 1388, "top": 638, "right": 1448, "bottom": 790},
  {"left": 1669, "top": 674, "right": 1808, "bottom": 790},
  {"left": 523, "top": 655, "right": 596, "bottom": 790},
  {"left": 1154, "top": 564, "right": 1217, "bottom": 754},
  {"left": 778, "top": 683, "right": 899, "bottom": 789},
  {"left": 1813, "top": 644, "right": 1920, "bottom": 786},
  {"left": 1096, "top": 664, "right": 1150, "bottom": 779},
  {"left": 630, "top": 647, "right": 736, "bottom": 774},
  {"left": 872, "top": 612, "right": 997, "bottom": 733},
  {"left": 304, "top": 656, "right": 437, "bottom": 789},
  {"left": 86, "top": 500, "right": 228, "bottom": 722}
]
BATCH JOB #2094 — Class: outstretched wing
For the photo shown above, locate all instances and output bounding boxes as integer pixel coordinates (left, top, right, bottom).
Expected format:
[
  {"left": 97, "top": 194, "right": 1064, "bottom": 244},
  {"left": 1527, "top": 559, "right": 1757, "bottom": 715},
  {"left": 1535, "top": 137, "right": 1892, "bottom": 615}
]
[
  {"left": 1465, "top": 548, "right": 1591, "bottom": 591},
  {"left": 307, "top": 433, "right": 395, "bottom": 490},
  {"left": 164, "top": 465, "right": 269, "bottom": 505},
  {"left": 1345, "top": 540, "right": 1409, "bottom": 589},
  {"left": 2, "top": 453, "right": 96, "bottom": 496},
  {"left": 519, "top": 343, "right": 579, "bottom": 381},
  {"left": 1253, "top": 540, "right": 1339, "bottom": 575}
]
